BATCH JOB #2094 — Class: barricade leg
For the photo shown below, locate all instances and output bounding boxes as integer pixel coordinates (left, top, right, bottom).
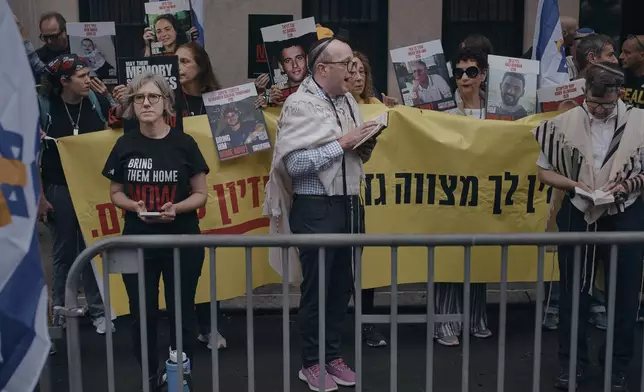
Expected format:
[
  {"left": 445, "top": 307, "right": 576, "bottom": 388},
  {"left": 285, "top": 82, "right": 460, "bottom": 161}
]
[
  {"left": 532, "top": 246, "right": 545, "bottom": 392},
  {"left": 354, "top": 246, "right": 363, "bottom": 392},
  {"left": 318, "top": 247, "right": 326, "bottom": 389},
  {"left": 281, "top": 247, "right": 290, "bottom": 392},
  {"left": 425, "top": 246, "right": 435, "bottom": 392},
  {"left": 603, "top": 245, "right": 618, "bottom": 392},
  {"left": 102, "top": 252, "right": 116, "bottom": 392},
  {"left": 137, "top": 249, "right": 150, "bottom": 392},
  {"left": 246, "top": 247, "right": 255, "bottom": 392},
  {"left": 209, "top": 247, "right": 219, "bottom": 392},
  {"left": 497, "top": 246, "right": 509, "bottom": 392},
  {"left": 390, "top": 247, "right": 398, "bottom": 392},
  {"left": 173, "top": 248, "right": 185, "bottom": 392},
  {"left": 461, "top": 246, "right": 471, "bottom": 392},
  {"left": 568, "top": 246, "right": 582, "bottom": 392}
]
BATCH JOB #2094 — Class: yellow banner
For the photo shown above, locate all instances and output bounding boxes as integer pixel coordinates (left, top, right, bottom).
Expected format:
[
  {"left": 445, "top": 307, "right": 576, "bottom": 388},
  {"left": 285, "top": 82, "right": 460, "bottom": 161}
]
[{"left": 57, "top": 105, "right": 556, "bottom": 316}]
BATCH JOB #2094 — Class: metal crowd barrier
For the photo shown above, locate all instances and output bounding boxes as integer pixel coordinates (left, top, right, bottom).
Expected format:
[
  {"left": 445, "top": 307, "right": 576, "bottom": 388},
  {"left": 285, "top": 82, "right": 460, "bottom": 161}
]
[{"left": 53, "top": 232, "right": 644, "bottom": 392}]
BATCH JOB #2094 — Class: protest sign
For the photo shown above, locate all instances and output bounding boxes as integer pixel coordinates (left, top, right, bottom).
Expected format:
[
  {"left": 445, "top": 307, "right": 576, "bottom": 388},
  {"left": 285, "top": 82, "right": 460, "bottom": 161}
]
[
  {"left": 261, "top": 17, "right": 317, "bottom": 100},
  {"left": 537, "top": 78, "right": 586, "bottom": 112},
  {"left": 486, "top": 55, "right": 540, "bottom": 120},
  {"left": 248, "top": 14, "right": 293, "bottom": 79},
  {"left": 203, "top": 82, "right": 271, "bottom": 160},
  {"left": 67, "top": 22, "right": 118, "bottom": 86},
  {"left": 390, "top": 40, "right": 456, "bottom": 111},
  {"left": 145, "top": 0, "right": 192, "bottom": 55}
]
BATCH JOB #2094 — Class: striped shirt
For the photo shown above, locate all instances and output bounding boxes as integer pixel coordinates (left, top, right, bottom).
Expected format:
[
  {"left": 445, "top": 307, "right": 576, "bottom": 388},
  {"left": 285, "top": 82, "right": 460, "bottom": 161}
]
[{"left": 283, "top": 79, "right": 356, "bottom": 195}]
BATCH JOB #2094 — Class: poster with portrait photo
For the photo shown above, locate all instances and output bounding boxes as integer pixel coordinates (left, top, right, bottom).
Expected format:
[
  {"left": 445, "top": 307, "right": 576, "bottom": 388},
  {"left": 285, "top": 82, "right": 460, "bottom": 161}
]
[
  {"left": 118, "top": 56, "right": 183, "bottom": 133},
  {"left": 248, "top": 14, "right": 294, "bottom": 79},
  {"left": 486, "top": 55, "right": 539, "bottom": 121},
  {"left": 261, "top": 17, "right": 317, "bottom": 100},
  {"left": 67, "top": 22, "right": 118, "bottom": 87},
  {"left": 538, "top": 78, "right": 586, "bottom": 113},
  {"left": 145, "top": 0, "right": 192, "bottom": 56},
  {"left": 390, "top": 40, "right": 456, "bottom": 111},
  {"left": 203, "top": 82, "right": 271, "bottom": 161}
]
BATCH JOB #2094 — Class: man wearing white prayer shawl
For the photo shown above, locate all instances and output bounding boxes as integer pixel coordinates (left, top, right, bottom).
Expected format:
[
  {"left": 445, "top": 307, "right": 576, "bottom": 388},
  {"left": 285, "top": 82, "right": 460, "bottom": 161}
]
[
  {"left": 532, "top": 63, "right": 644, "bottom": 392},
  {"left": 263, "top": 37, "right": 379, "bottom": 392}
]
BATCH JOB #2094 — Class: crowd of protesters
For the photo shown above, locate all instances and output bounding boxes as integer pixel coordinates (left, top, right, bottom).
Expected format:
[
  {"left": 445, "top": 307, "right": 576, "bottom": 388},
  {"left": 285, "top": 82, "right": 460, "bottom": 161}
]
[{"left": 13, "top": 8, "right": 644, "bottom": 392}]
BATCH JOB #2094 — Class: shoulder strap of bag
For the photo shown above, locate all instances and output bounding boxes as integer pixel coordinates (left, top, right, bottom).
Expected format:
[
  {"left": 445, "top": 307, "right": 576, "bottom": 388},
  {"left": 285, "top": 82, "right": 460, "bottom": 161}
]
[{"left": 87, "top": 90, "right": 107, "bottom": 124}]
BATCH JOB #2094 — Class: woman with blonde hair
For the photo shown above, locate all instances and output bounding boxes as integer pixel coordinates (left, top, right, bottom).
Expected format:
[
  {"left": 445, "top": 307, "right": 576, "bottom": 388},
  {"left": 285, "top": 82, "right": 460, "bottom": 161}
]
[{"left": 102, "top": 72, "right": 209, "bottom": 390}]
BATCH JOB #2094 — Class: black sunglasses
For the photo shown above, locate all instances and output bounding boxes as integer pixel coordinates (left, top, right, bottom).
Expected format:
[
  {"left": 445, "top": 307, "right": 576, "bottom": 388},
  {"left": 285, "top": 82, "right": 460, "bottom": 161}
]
[
  {"left": 40, "top": 31, "right": 64, "bottom": 42},
  {"left": 454, "top": 66, "right": 480, "bottom": 79}
]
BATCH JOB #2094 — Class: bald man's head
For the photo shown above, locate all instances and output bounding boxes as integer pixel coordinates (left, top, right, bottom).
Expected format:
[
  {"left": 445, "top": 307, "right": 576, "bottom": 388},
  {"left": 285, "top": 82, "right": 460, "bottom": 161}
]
[
  {"left": 561, "top": 16, "right": 579, "bottom": 50},
  {"left": 620, "top": 35, "right": 644, "bottom": 73},
  {"left": 309, "top": 38, "right": 356, "bottom": 96}
]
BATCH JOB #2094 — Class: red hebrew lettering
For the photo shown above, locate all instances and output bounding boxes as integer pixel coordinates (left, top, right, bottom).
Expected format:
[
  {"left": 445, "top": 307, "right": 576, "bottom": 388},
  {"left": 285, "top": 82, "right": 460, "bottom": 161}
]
[
  {"left": 247, "top": 176, "right": 261, "bottom": 208},
  {"left": 213, "top": 184, "right": 232, "bottom": 225},
  {"left": 197, "top": 206, "right": 206, "bottom": 220},
  {"left": 226, "top": 181, "right": 240, "bottom": 214},
  {"left": 96, "top": 203, "right": 120, "bottom": 236},
  {"left": 237, "top": 179, "right": 247, "bottom": 199}
]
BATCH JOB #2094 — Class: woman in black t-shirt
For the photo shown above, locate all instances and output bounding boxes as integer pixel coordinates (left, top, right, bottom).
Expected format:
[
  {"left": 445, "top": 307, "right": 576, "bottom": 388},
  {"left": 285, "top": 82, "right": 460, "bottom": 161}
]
[{"left": 102, "top": 72, "right": 209, "bottom": 388}]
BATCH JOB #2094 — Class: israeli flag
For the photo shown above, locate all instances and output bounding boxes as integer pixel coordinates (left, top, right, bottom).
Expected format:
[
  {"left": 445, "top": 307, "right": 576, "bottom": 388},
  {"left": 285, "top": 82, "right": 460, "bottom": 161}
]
[
  {"left": 151, "top": 0, "right": 205, "bottom": 46},
  {"left": 531, "top": 0, "right": 570, "bottom": 87},
  {"left": 0, "top": 3, "right": 51, "bottom": 391}
]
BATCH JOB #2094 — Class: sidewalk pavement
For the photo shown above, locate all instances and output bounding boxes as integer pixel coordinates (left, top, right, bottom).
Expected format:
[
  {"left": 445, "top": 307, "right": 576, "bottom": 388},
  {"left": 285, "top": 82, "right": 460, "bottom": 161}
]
[{"left": 37, "top": 305, "right": 643, "bottom": 392}]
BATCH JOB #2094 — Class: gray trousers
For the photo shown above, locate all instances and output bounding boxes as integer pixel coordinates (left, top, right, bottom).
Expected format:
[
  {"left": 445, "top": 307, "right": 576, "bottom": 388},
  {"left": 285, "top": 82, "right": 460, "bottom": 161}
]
[
  {"left": 434, "top": 283, "right": 488, "bottom": 338},
  {"left": 45, "top": 184, "right": 105, "bottom": 319}
]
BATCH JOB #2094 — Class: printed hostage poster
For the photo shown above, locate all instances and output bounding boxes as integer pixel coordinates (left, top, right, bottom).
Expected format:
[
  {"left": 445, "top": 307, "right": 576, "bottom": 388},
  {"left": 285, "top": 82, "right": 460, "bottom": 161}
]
[
  {"left": 247, "top": 14, "right": 293, "bottom": 79},
  {"left": 203, "top": 82, "right": 272, "bottom": 161},
  {"left": 537, "top": 78, "right": 586, "bottom": 113},
  {"left": 144, "top": 0, "right": 192, "bottom": 55},
  {"left": 118, "top": 56, "right": 184, "bottom": 132},
  {"left": 67, "top": 22, "right": 118, "bottom": 86},
  {"left": 486, "top": 55, "right": 539, "bottom": 121},
  {"left": 390, "top": 40, "right": 456, "bottom": 111},
  {"left": 261, "top": 17, "right": 318, "bottom": 100}
]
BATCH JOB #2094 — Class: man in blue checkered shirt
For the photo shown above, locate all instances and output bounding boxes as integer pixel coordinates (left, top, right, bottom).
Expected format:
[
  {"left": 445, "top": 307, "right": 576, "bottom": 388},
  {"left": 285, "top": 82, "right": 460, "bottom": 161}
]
[{"left": 266, "top": 37, "right": 379, "bottom": 391}]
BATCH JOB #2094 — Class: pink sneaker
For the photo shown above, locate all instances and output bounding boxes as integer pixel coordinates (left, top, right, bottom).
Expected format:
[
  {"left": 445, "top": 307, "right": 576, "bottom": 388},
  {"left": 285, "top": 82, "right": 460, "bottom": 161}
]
[
  {"left": 325, "top": 358, "right": 356, "bottom": 386},
  {"left": 298, "top": 364, "right": 338, "bottom": 392}
]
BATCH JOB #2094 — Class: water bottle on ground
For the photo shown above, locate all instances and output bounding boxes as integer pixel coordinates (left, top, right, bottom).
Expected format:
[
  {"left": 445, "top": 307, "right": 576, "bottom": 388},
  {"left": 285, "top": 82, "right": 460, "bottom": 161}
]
[{"left": 165, "top": 348, "right": 193, "bottom": 392}]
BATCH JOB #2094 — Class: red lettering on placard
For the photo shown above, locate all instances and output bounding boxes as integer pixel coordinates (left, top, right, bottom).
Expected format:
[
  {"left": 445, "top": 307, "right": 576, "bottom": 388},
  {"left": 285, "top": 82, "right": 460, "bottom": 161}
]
[
  {"left": 213, "top": 183, "right": 232, "bottom": 225},
  {"left": 96, "top": 203, "right": 120, "bottom": 235}
]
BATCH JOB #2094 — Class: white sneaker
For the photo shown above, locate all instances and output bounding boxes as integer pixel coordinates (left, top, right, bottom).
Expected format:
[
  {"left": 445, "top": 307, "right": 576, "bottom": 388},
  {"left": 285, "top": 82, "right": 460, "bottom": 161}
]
[
  {"left": 92, "top": 316, "right": 115, "bottom": 335},
  {"left": 198, "top": 331, "right": 227, "bottom": 350}
]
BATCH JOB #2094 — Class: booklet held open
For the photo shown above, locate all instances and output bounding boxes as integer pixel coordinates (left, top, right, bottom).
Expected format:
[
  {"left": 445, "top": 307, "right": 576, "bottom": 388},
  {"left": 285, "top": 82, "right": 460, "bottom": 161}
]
[
  {"left": 574, "top": 187, "right": 615, "bottom": 206},
  {"left": 353, "top": 112, "right": 389, "bottom": 150}
]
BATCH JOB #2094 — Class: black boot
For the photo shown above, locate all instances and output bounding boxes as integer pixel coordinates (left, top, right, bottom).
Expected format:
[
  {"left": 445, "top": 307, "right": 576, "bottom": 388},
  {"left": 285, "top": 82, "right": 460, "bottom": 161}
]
[
  {"left": 610, "top": 372, "right": 628, "bottom": 392},
  {"left": 554, "top": 366, "right": 586, "bottom": 390}
]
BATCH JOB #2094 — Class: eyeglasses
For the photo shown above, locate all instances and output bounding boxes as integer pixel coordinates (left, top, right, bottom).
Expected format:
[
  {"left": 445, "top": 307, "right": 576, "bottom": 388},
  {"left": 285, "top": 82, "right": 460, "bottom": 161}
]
[
  {"left": 454, "top": 66, "right": 480, "bottom": 79},
  {"left": 133, "top": 93, "right": 164, "bottom": 105},
  {"left": 586, "top": 98, "right": 617, "bottom": 110},
  {"left": 627, "top": 34, "right": 644, "bottom": 51},
  {"left": 322, "top": 60, "right": 358, "bottom": 73},
  {"left": 40, "top": 31, "right": 64, "bottom": 42}
]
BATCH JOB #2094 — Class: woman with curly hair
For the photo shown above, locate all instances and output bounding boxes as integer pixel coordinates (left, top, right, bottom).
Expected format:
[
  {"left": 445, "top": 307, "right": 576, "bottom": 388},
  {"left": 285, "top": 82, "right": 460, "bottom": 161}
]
[{"left": 350, "top": 51, "right": 397, "bottom": 106}]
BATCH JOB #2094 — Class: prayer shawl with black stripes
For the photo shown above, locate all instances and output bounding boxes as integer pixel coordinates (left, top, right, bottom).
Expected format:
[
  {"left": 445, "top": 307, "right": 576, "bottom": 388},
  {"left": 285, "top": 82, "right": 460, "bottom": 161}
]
[{"left": 532, "top": 100, "right": 644, "bottom": 224}]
